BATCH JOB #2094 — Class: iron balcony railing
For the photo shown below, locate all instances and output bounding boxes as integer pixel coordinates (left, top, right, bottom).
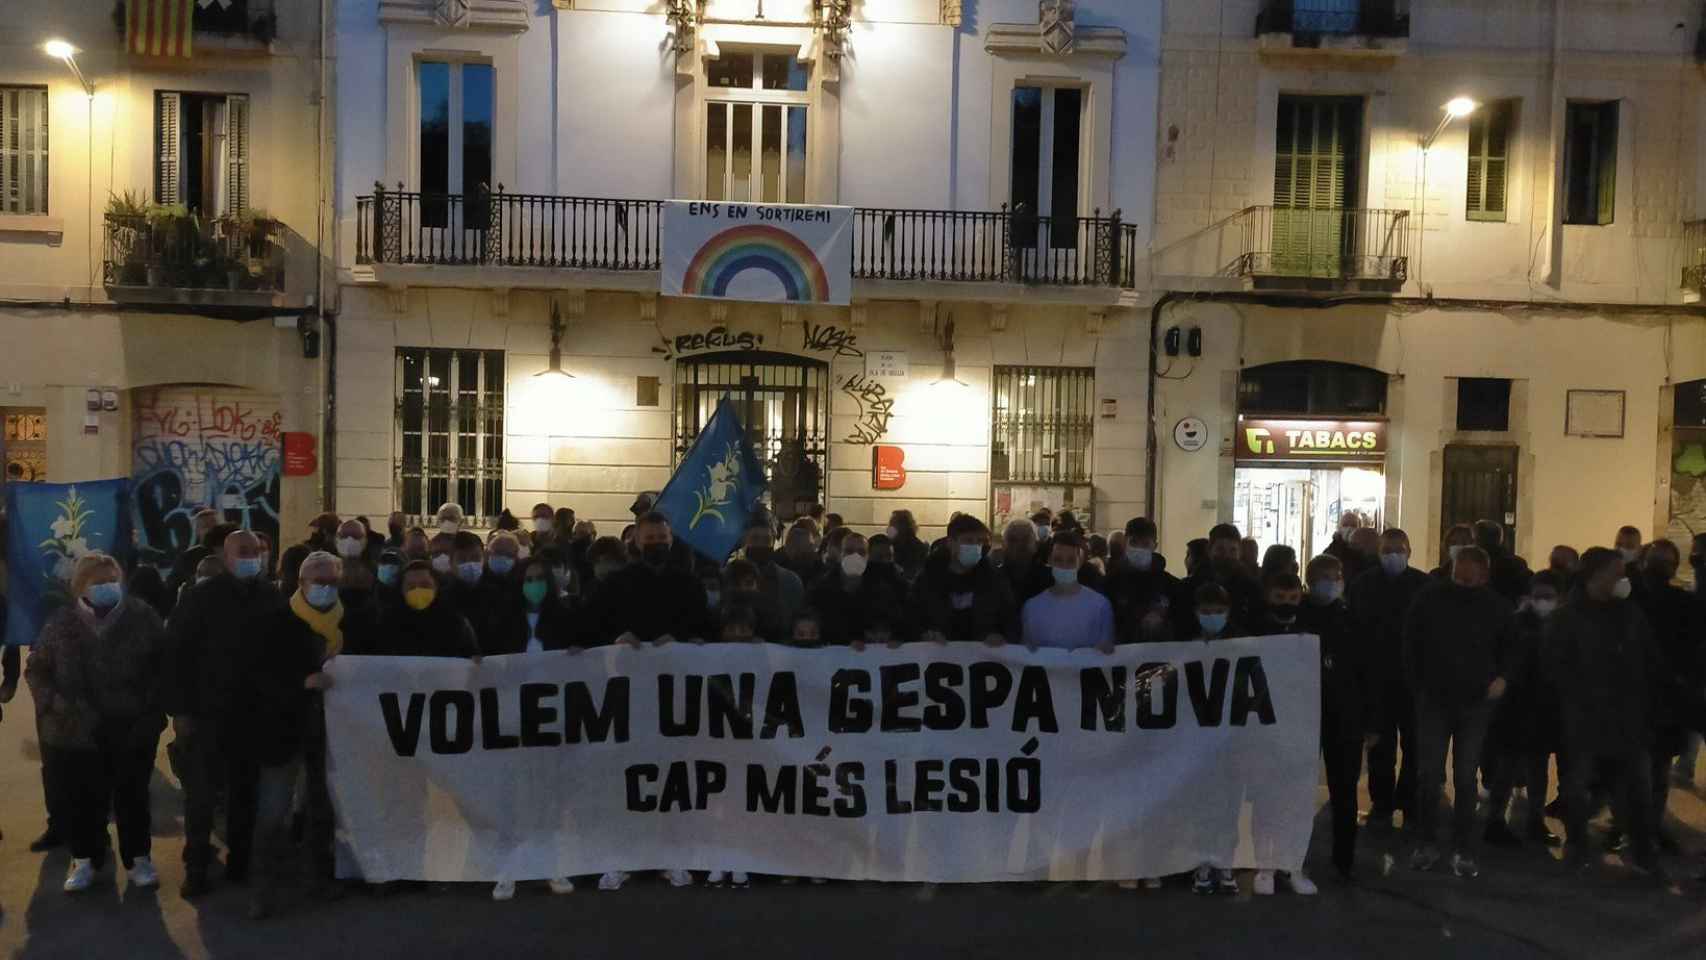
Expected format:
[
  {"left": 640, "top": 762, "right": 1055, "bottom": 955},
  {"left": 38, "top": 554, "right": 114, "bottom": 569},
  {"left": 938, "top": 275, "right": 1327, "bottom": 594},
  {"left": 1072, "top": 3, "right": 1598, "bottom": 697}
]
[
  {"left": 103, "top": 213, "right": 287, "bottom": 292},
  {"left": 1256, "top": 0, "right": 1410, "bottom": 39},
  {"left": 356, "top": 186, "right": 1140, "bottom": 289},
  {"left": 1235, "top": 205, "right": 1410, "bottom": 282}
]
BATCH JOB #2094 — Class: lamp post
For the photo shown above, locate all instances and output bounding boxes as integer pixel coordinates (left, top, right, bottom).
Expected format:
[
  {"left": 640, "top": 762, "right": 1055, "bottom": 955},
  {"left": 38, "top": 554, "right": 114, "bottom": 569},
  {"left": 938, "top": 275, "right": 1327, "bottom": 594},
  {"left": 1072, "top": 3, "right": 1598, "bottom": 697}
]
[
  {"left": 1421, "top": 97, "right": 1478, "bottom": 151},
  {"left": 43, "top": 40, "right": 94, "bottom": 97}
]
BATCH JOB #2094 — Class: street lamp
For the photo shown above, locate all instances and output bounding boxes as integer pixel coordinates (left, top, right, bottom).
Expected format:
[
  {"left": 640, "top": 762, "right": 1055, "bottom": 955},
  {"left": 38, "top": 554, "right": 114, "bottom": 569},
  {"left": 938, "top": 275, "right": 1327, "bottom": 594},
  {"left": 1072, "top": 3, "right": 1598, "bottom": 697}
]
[
  {"left": 534, "top": 301, "right": 575, "bottom": 381},
  {"left": 1421, "top": 97, "right": 1478, "bottom": 150},
  {"left": 931, "top": 315, "right": 968, "bottom": 391},
  {"left": 43, "top": 39, "right": 94, "bottom": 97}
]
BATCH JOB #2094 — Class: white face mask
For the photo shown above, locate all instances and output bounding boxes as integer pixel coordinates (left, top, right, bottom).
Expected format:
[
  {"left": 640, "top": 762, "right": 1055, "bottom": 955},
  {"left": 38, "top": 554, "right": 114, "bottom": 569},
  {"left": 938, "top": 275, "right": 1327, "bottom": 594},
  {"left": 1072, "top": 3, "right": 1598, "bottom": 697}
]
[
  {"left": 439, "top": 520, "right": 460, "bottom": 535},
  {"left": 885, "top": 526, "right": 899, "bottom": 540},
  {"left": 1531, "top": 598, "right": 1558, "bottom": 618},
  {"left": 534, "top": 518, "right": 552, "bottom": 534},
  {"left": 335, "top": 536, "right": 364, "bottom": 559},
  {"left": 431, "top": 554, "right": 453, "bottom": 574},
  {"left": 841, "top": 553, "right": 868, "bottom": 578},
  {"left": 1612, "top": 577, "right": 1632, "bottom": 600},
  {"left": 1125, "top": 546, "right": 1154, "bottom": 571}
]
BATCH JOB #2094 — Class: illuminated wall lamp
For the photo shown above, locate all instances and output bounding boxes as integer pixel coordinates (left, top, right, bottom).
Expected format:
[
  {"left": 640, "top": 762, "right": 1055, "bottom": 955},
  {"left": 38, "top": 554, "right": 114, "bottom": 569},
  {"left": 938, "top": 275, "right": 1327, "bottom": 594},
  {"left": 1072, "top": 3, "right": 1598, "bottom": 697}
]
[
  {"left": 534, "top": 302, "right": 575, "bottom": 381},
  {"left": 1420, "top": 97, "right": 1478, "bottom": 151},
  {"left": 932, "top": 315, "right": 968, "bottom": 391},
  {"left": 43, "top": 40, "right": 94, "bottom": 97}
]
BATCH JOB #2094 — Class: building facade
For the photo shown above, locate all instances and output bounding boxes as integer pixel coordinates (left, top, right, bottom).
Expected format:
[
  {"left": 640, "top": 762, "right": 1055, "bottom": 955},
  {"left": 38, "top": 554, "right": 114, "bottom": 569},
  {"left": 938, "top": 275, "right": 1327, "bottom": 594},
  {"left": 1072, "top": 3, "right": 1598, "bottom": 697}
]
[
  {"left": 1149, "top": 0, "right": 1706, "bottom": 571},
  {"left": 0, "top": 0, "right": 329, "bottom": 564},
  {"left": 332, "top": 0, "right": 1162, "bottom": 540}
]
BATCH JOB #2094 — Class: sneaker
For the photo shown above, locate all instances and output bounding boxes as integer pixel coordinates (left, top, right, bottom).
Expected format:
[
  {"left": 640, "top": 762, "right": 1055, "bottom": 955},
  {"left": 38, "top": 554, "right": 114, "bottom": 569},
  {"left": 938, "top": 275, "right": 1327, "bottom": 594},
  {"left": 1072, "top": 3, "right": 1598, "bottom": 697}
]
[
  {"left": 63, "top": 858, "right": 96, "bottom": 893},
  {"left": 597, "top": 871, "right": 627, "bottom": 891},
  {"left": 730, "top": 871, "right": 750, "bottom": 888},
  {"left": 663, "top": 869, "right": 695, "bottom": 888},
  {"left": 1283, "top": 871, "right": 1318, "bottom": 896},
  {"left": 491, "top": 880, "right": 516, "bottom": 901},
  {"left": 706, "top": 870, "right": 728, "bottom": 887},
  {"left": 1450, "top": 853, "right": 1480, "bottom": 879},
  {"left": 1141, "top": 877, "right": 1163, "bottom": 890},
  {"left": 129, "top": 856, "right": 160, "bottom": 890},
  {"left": 548, "top": 877, "right": 575, "bottom": 895},
  {"left": 1117, "top": 879, "right": 1139, "bottom": 890},
  {"left": 1253, "top": 870, "right": 1276, "bottom": 896},
  {"left": 1216, "top": 869, "right": 1238, "bottom": 895},
  {"left": 1409, "top": 846, "right": 1440, "bottom": 872},
  {"left": 1380, "top": 853, "right": 1396, "bottom": 877},
  {"left": 1191, "top": 864, "right": 1215, "bottom": 895}
]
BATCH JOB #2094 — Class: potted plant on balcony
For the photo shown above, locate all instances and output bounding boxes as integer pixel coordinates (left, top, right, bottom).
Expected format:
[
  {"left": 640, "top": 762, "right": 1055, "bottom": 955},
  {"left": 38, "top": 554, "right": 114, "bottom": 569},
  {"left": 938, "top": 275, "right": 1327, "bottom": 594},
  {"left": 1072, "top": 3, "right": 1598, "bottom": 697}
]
[
  {"left": 144, "top": 203, "right": 191, "bottom": 286},
  {"left": 104, "top": 190, "right": 151, "bottom": 285},
  {"left": 234, "top": 209, "right": 285, "bottom": 291}
]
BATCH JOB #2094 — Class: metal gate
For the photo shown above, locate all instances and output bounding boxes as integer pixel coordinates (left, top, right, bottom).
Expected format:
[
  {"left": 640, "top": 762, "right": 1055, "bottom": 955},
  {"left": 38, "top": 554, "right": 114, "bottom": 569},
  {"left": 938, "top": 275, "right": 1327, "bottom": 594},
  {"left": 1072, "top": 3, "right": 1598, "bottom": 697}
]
[
  {"left": 1442, "top": 444, "right": 1519, "bottom": 552},
  {"left": 674, "top": 352, "right": 829, "bottom": 520}
]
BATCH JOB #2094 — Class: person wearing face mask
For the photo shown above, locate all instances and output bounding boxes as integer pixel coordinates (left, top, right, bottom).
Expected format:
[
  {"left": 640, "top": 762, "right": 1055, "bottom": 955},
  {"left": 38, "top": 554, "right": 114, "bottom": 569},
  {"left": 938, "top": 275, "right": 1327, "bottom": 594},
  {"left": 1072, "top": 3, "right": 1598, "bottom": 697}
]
[
  {"left": 1175, "top": 524, "right": 1261, "bottom": 639},
  {"left": 1324, "top": 511, "right": 1364, "bottom": 571},
  {"left": 1483, "top": 571, "right": 1566, "bottom": 848},
  {"left": 1183, "top": 583, "right": 1239, "bottom": 641},
  {"left": 1017, "top": 533, "right": 1115, "bottom": 653},
  {"left": 886, "top": 509, "right": 930, "bottom": 583},
  {"left": 373, "top": 548, "right": 405, "bottom": 607},
  {"left": 1105, "top": 517, "right": 1181, "bottom": 644},
  {"left": 376, "top": 562, "right": 481, "bottom": 658},
  {"left": 810, "top": 533, "right": 911, "bottom": 648},
  {"left": 586, "top": 512, "right": 708, "bottom": 651},
  {"left": 528, "top": 502, "right": 559, "bottom": 549},
  {"left": 435, "top": 501, "right": 466, "bottom": 536},
  {"left": 279, "top": 513, "right": 343, "bottom": 601},
  {"left": 1628, "top": 539, "right": 1704, "bottom": 852},
  {"left": 1402, "top": 547, "right": 1516, "bottom": 881},
  {"left": 1544, "top": 547, "right": 1665, "bottom": 880},
  {"left": 245, "top": 552, "right": 355, "bottom": 917},
  {"left": 29, "top": 553, "right": 168, "bottom": 895},
  {"left": 427, "top": 531, "right": 456, "bottom": 580},
  {"left": 737, "top": 516, "right": 804, "bottom": 637},
  {"left": 443, "top": 531, "right": 494, "bottom": 639},
  {"left": 911, "top": 515, "right": 1016, "bottom": 646},
  {"left": 332, "top": 519, "right": 378, "bottom": 613},
  {"left": 486, "top": 556, "right": 578, "bottom": 664},
  {"left": 1431, "top": 524, "right": 1475, "bottom": 579},
  {"left": 165, "top": 530, "right": 287, "bottom": 898},
  {"left": 1347, "top": 528, "right": 1432, "bottom": 829},
  {"left": 1614, "top": 525, "right": 1645, "bottom": 577}
]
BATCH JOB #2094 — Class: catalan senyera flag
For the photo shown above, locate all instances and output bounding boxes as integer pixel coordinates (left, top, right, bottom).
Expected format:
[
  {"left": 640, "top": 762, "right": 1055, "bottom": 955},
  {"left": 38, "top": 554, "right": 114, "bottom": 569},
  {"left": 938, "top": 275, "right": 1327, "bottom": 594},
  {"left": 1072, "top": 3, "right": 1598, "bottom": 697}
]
[{"left": 127, "top": 0, "right": 196, "bottom": 58}]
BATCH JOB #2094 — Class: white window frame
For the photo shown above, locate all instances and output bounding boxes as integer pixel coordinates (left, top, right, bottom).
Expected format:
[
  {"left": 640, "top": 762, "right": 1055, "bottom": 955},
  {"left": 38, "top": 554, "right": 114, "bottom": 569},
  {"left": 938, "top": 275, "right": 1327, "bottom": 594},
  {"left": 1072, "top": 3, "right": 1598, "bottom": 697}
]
[
  {"left": 413, "top": 57, "right": 495, "bottom": 196},
  {"left": 0, "top": 85, "right": 49, "bottom": 215},
  {"left": 701, "top": 49, "right": 810, "bottom": 204}
]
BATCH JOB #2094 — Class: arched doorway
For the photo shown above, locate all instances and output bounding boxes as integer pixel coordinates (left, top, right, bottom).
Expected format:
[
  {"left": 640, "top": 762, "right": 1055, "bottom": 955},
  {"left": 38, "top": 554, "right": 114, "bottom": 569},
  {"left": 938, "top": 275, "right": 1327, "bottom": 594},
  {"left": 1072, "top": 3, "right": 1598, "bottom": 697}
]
[
  {"left": 674, "top": 352, "right": 829, "bottom": 521},
  {"left": 1234, "top": 360, "right": 1390, "bottom": 562}
]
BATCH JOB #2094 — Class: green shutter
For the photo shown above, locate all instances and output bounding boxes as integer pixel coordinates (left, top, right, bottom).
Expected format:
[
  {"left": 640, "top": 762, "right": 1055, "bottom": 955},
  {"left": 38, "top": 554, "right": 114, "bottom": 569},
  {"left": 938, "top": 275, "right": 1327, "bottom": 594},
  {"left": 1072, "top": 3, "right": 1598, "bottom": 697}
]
[
  {"left": 156, "top": 92, "right": 180, "bottom": 206},
  {"left": 1466, "top": 100, "right": 1512, "bottom": 222},
  {"left": 1594, "top": 101, "right": 1618, "bottom": 226},
  {"left": 1272, "top": 96, "right": 1359, "bottom": 276}
]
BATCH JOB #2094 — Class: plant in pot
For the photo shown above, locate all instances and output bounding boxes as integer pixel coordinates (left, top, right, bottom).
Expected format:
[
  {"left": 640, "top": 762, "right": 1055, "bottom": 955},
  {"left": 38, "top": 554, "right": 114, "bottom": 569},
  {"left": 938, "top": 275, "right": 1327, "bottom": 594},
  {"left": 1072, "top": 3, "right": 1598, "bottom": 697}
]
[
  {"left": 104, "top": 190, "right": 151, "bottom": 285},
  {"left": 144, "top": 203, "right": 191, "bottom": 286}
]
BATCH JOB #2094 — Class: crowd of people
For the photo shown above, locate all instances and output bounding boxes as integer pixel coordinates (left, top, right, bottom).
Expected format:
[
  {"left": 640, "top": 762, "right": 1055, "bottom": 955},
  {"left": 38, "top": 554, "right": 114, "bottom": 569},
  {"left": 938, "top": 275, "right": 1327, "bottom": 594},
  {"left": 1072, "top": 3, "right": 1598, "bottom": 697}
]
[{"left": 13, "top": 492, "right": 1706, "bottom": 917}]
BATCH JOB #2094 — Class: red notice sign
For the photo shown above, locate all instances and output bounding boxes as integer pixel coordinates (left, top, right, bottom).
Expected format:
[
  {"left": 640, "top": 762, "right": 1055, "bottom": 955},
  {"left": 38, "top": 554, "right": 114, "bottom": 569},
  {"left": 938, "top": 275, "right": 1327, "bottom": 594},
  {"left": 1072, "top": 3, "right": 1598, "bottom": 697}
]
[
  {"left": 283, "top": 432, "right": 318, "bottom": 477},
  {"left": 872, "top": 445, "right": 906, "bottom": 490}
]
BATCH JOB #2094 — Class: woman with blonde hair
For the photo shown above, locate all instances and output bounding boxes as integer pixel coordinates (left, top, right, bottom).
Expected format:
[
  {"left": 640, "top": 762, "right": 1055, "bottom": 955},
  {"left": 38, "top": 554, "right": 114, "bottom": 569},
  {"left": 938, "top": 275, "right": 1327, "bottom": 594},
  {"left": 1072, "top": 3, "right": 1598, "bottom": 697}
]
[{"left": 27, "top": 552, "right": 169, "bottom": 893}]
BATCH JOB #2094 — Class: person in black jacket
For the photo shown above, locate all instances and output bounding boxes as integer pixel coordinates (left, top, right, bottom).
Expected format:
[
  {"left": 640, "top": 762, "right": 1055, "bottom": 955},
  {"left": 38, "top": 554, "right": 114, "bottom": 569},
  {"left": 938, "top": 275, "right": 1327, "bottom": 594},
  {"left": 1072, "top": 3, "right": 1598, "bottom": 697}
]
[
  {"left": 887, "top": 509, "right": 930, "bottom": 584},
  {"left": 1483, "top": 571, "right": 1564, "bottom": 847},
  {"left": 1631, "top": 539, "right": 1704, "bottom": 851},
  {"left": 166, "top": 530, "right": 287, "bottom": 899},
  {"left": 810, "top": 533, "right": 912, "bottom": 647},
  {"left": 996, "top": 519, "right": 1053, "bottom": 606},
  {"left": 911, "top": 514, "right": 1017, "bottom": 645},
  {"left": 1105, "top": 517, "right": 1181, "bottom": 643},
  {"left": 586, "top": 512, "right": 708, "bottom": 646},
  {"left": 1298, "top": 555, "right": 1374, "bottom": 883},
  {"left": 485, "top": 557, "right": 578, "bottom": 655},
  {"left": 1346, "top": 528, "right": 1432, "bottom": 826},
  {"left": 1474, "top": 520, "right": 1533, "bottom": 606},
  {"left": 1546, "top": 547, "right": 1664, "bottom": 879},
  {"left": 1431, "top": 523, "right": 1475, "bottom": 579},
  {"left": 1175, "top": 524, "right": 1261, "bottom": 638},
  {"left": 378, "top": 562, "right": 482, "bottom": 658},
  {"left": 1402, "top": 546, "right": 1515, "bottom": 880}
]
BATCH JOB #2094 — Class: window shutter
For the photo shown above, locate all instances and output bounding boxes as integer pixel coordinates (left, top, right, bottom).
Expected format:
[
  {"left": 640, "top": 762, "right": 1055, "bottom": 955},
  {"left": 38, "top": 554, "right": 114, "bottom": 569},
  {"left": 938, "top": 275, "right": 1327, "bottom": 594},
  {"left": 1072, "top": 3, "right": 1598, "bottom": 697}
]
[
  {"left": 224, "top": 94, "right": 250, "bottom": 217},
  {"left": 156, "top": 92, "right": 181, "bottom": 205},
  {"left": 1466, "top": 101, "right": 1510, "bottom": 222},
  {"left": 1594, "top": 101, "right": 1618, "bottom": 226},
  {"left": 1, "top": 87, "right": 50, "bottom": 215}
]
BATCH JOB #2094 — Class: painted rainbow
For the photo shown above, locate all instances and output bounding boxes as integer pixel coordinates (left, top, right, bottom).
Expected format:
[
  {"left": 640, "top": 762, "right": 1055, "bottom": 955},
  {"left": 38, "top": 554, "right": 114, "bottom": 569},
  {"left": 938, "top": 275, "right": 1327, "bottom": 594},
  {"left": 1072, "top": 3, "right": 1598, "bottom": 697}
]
[{"left": 682, "top": 224, "right": 832, "bottom": 303}]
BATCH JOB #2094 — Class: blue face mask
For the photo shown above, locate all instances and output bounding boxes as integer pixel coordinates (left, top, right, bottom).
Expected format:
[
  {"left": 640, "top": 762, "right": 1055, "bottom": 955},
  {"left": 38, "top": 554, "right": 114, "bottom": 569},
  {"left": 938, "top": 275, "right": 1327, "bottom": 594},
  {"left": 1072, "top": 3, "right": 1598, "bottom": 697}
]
[
  {"left": 488, "top": 556, "right": 515, "bottom": 576},
  {"left": 1197, "top": 611, "right": 1228, "bottom": 637},
  {"left": 1052, "top": 566, "right": 1078, "bottom": 586},
  {"left": 457, "top": 562, "right": 483, "bottom": 584},
  {"left": 1380, "top": 552, "right": 1408, "bottom": 576},
  {"left": 304, "top": 583, "right": 340, "bottom": 610},
  {"left": 233, "top": 557, "right": 263, "bottom": 580},
  {"left": 377, "top": 564, "right": 400, "bottom": 586},
  {"left": 1126, "top": 546, "right": 1154, "bottom": 571},
  {"left": 85, "top": 582, "right": 123, "bottom": 608},
  {"left": 956, "top": 543, "right": 983, "bottom": 568},
  {"left": 1312, "top": 580, "right": 1343, "bottom": 604},
  {"left": 705, "top": 589, "right": 721, "bottom": 609}
]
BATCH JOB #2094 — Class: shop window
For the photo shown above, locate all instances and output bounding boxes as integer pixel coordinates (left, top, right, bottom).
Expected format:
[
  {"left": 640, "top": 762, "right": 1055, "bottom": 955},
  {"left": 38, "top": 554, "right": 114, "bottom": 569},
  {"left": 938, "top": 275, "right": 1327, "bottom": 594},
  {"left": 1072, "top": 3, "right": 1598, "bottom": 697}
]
[
  {"left": 1238, "top": 361, "right": 1387, "bottom": 416},
  {"left": 674, "top": 353, "right": 827, "bottom": 520},
  {"left": 156, "top": 91, "right": 249, "bottom": 216},
  {"left": 991, "top": 366, "right": 1094, "bottom": 484},
  {"left": 1456, "top": 377, "right": 1512, "bottom": 432},
  {"left": 0, "top": 86, "right": 49, "bottom": 215},
  {"left": 703, "top": 51, "right": 808, "bottom": 204},
  {"left": 1563, "top": 100, "right": 1618, "bottom": 226},
  {"left": 395, "top": 348, "right": 505, "bottom": 526},
  {"left": 3, "top": 408, "right": 46, "bottom": 482},
  {"left": 1465, "top": 99, "right": 1514, "bottom": 223}
]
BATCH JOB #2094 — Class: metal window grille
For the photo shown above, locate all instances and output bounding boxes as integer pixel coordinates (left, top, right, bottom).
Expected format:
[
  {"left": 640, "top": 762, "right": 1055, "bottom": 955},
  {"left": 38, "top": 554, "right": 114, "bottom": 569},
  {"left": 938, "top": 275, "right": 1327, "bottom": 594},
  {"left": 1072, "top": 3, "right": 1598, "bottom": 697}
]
[
  {"left": 395, "top": 347, "right": 505, "bottom": 526},
  {"left": 991, "top": 366, "right": 1094, "bottom": 484},
  {"left": 0, "top": 86, "right": 49, "bottom": 215},
  {"left": 674, "top": 352, "right": 829, "bottom": 515}
]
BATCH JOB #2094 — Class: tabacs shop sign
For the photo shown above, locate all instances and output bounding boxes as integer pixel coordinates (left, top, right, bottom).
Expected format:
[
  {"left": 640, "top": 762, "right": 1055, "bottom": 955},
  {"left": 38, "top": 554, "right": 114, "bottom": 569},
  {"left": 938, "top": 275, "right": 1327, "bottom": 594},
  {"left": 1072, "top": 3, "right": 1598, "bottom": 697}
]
[{"left": 1236, "top": 418, "right": 1387, "bottom": 463}]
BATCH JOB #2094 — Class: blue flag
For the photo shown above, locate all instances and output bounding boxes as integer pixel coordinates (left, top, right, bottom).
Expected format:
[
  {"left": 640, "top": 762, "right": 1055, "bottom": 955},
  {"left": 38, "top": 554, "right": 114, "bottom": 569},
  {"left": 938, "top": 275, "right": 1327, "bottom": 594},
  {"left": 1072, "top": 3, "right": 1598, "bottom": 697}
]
[
  {"left": 4, "top": 479, "right": 133, "bottom": 646},
  {"left": 654, "top": 398, "right": 769, "bottom": 562}
]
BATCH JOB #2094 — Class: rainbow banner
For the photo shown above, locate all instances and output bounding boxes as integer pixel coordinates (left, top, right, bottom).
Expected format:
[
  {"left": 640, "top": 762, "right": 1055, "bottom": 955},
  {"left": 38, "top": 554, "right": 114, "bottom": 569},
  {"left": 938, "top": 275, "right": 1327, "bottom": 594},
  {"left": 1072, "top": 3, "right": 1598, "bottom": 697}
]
[
  {"left": 663, "top": 201, "right": 852, "bottom": 306},
  {"left": 127, "top": 0, "right": 197, "bottom": 58}
]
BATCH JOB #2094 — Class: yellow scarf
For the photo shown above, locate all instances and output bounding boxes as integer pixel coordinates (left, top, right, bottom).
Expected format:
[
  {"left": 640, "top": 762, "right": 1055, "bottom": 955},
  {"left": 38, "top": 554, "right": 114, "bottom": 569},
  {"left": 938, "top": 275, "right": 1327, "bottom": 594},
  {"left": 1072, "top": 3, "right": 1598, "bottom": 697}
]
[{"left": 290, "top": 589, "right": 344, "bottom": 659}]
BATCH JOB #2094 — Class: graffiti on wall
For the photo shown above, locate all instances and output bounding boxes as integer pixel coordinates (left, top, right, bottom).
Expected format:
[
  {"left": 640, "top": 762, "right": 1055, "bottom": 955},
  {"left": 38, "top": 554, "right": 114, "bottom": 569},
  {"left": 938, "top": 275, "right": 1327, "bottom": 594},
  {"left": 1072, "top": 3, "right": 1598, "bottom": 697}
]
[
  {"left": 802, "top": 323, "right": 862, "bottom": 358},
  {"left": 838, "top": 373, "right": 895, "bottom": 445},
  {"left": 659, "top": 322, "right": 866, "bottom": 361},
  {"left": 132, "top": 389, "right": 283, "bottom": 559}
]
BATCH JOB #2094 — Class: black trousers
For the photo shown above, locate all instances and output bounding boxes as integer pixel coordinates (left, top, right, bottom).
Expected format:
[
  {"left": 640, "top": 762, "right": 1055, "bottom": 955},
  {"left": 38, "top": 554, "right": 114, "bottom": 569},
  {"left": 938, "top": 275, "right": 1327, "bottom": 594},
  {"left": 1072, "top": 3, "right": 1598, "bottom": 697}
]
[
  {"left": 302, "top": 705, "right": 335, "bottom": 881},
  {"left": 1365, "top": 678, "right": 1416, "bottom": 816},
  {"left": 180, "top": 724, "right": 261, "bottom": 877},
  {"left": 1564, "top": 745, "right": 1653, "bottom": 864},
  {"left": 1323, "top": 736, "right": 1364, "bottom": 873},
  {"left": 48, "top": 721, "right": 161, "bottom": 868}
]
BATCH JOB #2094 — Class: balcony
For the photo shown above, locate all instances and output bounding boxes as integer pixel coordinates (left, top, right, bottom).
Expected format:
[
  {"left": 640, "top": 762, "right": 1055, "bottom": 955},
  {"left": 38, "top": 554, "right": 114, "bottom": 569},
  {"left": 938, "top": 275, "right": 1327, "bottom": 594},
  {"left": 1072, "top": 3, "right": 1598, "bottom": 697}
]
[
  {"left": 1255, "top": 0, "right": 1409, "bottom": 60},
  {"left": 354, "top": 187, "right": 1139, "bottom": 298},
  {"left": 103, "top": 211, "right": 298, "bottom": 312},
  {"left": 112, "top": 0, "right": 279, "bottom": 50},
  {"left": 1234, "top": 205, "right": 1410, "bottom": 292}
]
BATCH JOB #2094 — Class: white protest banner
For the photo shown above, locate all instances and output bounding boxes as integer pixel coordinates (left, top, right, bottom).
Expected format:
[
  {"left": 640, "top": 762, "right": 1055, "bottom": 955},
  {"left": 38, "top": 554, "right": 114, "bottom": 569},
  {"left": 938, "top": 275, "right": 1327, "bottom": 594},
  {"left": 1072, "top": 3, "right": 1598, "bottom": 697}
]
[
  {"left": 661, "top": 201, "right": 853, "bottom": 306},
  {"left": 324, "top": 637, "right": 1320, "bottom": 884}
]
